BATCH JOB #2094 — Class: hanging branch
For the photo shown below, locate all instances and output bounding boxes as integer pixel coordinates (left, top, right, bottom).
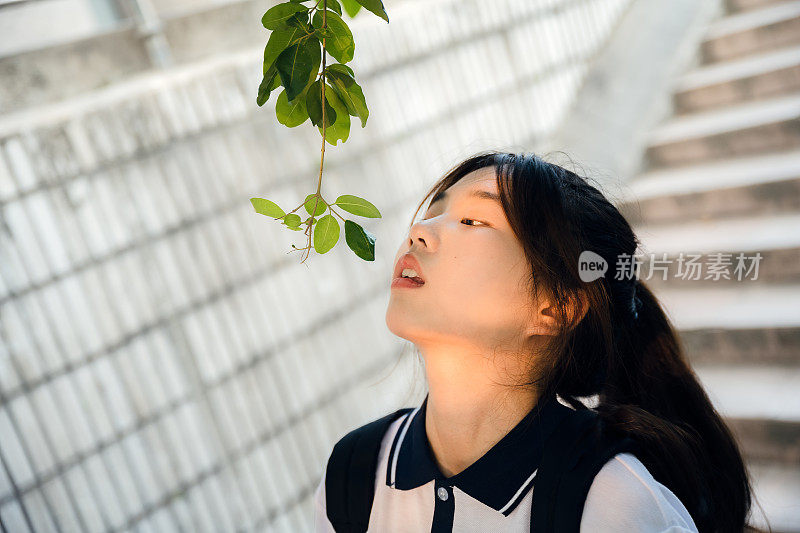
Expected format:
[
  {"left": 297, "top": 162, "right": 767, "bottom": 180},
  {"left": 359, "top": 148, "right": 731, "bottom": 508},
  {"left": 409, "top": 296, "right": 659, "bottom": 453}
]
[{"left": 250, "top": 0, "right": 389, "bottom": 265}]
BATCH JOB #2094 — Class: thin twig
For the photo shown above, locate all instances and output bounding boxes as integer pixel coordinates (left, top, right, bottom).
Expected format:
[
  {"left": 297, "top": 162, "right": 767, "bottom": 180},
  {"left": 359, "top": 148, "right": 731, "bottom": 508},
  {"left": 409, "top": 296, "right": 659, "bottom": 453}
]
[{"left": 302, "top": 0, "right": 328, "bottom": 264}]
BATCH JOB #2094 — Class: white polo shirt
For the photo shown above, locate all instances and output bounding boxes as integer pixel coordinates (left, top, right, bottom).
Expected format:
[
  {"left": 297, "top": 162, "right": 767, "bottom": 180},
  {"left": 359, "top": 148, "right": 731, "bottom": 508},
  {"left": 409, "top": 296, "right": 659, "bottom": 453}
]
[{"left": 314, "top": 393, "right": 699, "bottom": 532}]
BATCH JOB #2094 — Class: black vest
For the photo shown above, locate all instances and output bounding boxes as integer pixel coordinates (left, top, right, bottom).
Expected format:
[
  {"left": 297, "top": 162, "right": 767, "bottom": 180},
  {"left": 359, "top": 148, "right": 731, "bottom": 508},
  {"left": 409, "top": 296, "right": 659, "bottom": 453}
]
[{"left": 324, "top": 401, "right": 641, "bottom": 532}]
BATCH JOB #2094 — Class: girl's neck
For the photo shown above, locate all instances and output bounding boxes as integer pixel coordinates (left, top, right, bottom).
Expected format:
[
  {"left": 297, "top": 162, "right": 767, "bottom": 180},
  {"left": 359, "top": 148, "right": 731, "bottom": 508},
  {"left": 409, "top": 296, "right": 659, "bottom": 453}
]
[{"left": 423, "top": 385, "right": 540, "bottom": 478}]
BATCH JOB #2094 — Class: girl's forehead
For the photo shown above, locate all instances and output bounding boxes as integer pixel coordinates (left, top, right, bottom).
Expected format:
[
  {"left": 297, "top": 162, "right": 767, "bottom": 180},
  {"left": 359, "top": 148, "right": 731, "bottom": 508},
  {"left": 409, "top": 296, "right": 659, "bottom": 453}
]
[
  {"left": 445, "top": 168, "right": 499, "bottom": 197},
  {"left": 460, "top": 167, "right": 498, "bottom": 186}
]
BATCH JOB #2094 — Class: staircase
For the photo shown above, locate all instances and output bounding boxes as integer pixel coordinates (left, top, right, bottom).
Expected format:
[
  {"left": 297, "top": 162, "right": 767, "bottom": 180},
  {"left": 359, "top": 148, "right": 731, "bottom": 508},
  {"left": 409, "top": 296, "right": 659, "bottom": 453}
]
[{"left": 618, "top": 1, "right": 800, "bottom": 531}]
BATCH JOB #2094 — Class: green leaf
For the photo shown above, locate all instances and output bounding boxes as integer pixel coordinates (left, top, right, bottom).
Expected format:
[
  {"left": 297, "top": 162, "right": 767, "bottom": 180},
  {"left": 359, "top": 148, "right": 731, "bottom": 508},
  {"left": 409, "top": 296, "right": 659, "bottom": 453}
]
[
  {"left": 288, "top": 11, "right": 310, "bottom": 29},
  {"left": 319, "top": 85, "right": 350, "bottom": 145},
  {"left": 354, "top": 0, "right": 388, "bottom": 22},
  {"left": 316, "top": 0, "right": 342, "bottom": 16},
  {"left": 257, "top": 63, "right": 279, "bottom": 106},
  {"left": 270, "top": 71, "right": 282, "bottom": 91},
  {"left": 328, "top": 74, "right": 358, "bottom": 116},
  {"left": 283, "top": 213, "right": 302, "bottom": 227},
  {"left": 262, "top": 2, "right": 307, "bottom": 30},
  {"left": 314, "top": 214, "right": 340, "bottom": 254},
  {"left": 306, "top": 80, "right": 337, "bottom": 128},
  {"left": 304, "top": 194, "right": 327, "bottom": 216},
  {"left": 303, "top": 35, "right": 322, "bottom": 86},
  {"left": 250, "top": 197, "right": 286, "bottom": 218},
  {"left": 347, "top": 81, "right": 368, "bottom": 127},
  {"left": 344, "top": 220, "right": 376, "bottom": 260},
  {"left": 340, "top": 0, "right": 362, "bottom": 17},
  {"left": 276, "top": 88, "right": 309, "bottom": 127},
  {"left": 326, "top": 76, "right": 367, "bottom": 126},
  {"left": 334, "top": 195, "right": 381, "bottom": 218},
  {"left": 311, "top": 10, "right": 355, "bottom": 63},
  {"left": 276, "top": 39, "right": 318, "bottom": 101},
  {"left": 326, "top": 64, "right": 355, "bottom": 86},
  {"left": 263, "top": 24, "right": 305, "bottom": 74}
]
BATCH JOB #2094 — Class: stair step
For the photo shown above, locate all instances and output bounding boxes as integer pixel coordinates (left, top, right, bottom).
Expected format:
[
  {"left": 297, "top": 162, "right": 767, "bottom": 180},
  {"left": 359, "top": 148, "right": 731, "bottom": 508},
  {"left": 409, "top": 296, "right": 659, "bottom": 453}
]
[
  {"left": 623, "top": 149, "right": 800, "bottom": 200},
  {"left": 726, "top": 0, "right": 796, "bottom": 14},
  {"left": 631, "top": 212, "right": 800, "bottom": 286},
  {"left": 619, "top": 150, "right": 800, "bottom": 224},
  {"left": 635, "top": 211, "right": 800, "bottom": 254},
  {"left": 702, "top": 0, "right": 800, "bottom": 63},
  {"left": 675, "top": 44, "right": 800, "bottom": 113},
  {"left": 681, "top": 326, "right": 800, "bottom": 366},
  {"left": 645, "top": 93, "right": 800, "bottom": 167},
  {"left": 727, "top": 416, "right": 800, "bottom": 463},
  {"left": 638, "top": 246, "right": 799, "bottom": 288},
  {"left": 628, "top": 6, "right": 800, "bottom": 532},
  {"left": 746, "top": 460, "right": 800, "bottom": 532},
  {"left": 694, "top": 364, "right": 800, "bottom": 421},
  {"left": 708, "top": 0, "right": 800, "bottom": 39},
  {"left": 651, "top": 283, "right": 800, "bottom": 330}
]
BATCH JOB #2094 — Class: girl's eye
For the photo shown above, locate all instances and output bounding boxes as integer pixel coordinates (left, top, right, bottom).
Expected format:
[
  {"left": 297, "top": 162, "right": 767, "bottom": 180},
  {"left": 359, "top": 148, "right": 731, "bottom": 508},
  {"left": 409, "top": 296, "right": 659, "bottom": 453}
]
[{"left": 420, "top": 215, "right": 486, "bottom": 227}]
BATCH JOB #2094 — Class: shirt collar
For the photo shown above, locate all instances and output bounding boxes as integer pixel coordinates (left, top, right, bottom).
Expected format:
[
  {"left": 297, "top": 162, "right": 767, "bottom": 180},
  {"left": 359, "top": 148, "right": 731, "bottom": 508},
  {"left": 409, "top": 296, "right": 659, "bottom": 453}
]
[{"left": 385, "top": 392, "right": 573, "bottom": 516}]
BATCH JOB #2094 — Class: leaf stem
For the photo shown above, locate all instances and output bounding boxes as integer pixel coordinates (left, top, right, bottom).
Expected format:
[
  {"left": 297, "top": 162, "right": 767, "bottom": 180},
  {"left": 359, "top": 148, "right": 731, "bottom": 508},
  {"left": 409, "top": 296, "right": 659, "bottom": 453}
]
[{"left": 302, "top": 0, "right": 327, "bottom": 264}]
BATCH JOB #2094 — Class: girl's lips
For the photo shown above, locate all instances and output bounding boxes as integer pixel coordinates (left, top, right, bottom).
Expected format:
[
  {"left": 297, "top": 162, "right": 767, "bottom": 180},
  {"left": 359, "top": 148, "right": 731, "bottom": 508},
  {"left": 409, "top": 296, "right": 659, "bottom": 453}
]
[
  {"left": 394, "top": 253, "right": 426, "bottom": 283},
  {"left": 391, "top": 277, "right": 426, "bottom": 289}
]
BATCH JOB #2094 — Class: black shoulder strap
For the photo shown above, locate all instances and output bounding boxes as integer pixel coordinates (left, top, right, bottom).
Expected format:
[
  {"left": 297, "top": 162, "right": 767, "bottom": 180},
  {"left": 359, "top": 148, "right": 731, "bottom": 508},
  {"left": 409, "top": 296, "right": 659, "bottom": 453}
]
[
  {"left": 531, "top": 406, "right": 641, "bottom": 533},
  {"left": 325, "top": 407, "right": 414, "bottom": 533}
]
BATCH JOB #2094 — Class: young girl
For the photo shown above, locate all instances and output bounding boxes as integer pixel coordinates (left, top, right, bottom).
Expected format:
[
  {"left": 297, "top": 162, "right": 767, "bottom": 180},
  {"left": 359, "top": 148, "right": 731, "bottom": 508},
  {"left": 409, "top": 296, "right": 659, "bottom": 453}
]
[{"left": 314, "top": 151, "right": 761, "bottom": 532}]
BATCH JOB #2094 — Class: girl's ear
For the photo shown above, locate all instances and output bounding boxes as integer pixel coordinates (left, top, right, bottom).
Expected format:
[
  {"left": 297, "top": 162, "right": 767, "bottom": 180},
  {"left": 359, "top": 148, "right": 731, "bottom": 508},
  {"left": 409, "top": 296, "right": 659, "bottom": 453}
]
[
  {"left": 526, "top": 288, "right": 589, "bottom": 337},
  {"left": 567, "top": 288, "right": 590, "bottom": 329},
  {"left": 525, "top": 296, "right": 561, "bottom": 337}
]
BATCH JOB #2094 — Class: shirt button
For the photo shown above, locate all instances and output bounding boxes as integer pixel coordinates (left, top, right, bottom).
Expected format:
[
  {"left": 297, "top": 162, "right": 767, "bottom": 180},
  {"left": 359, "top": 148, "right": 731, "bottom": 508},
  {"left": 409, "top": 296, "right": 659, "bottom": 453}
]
[{"left": 436, "top": 487, "right": 449, "bottom": 501}]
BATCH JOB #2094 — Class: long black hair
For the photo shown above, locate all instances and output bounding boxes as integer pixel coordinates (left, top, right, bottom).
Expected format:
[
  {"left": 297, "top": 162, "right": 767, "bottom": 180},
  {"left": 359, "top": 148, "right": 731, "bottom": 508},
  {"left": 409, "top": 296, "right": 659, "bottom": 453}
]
[{"left": 403, "top": 150, "right": 767, "bottom": 533}]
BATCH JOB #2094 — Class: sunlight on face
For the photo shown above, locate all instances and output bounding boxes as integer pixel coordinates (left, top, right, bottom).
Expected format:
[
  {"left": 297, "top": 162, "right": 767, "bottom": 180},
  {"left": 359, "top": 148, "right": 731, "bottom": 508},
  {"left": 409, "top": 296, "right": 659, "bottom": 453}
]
[{"left": 385, "top": 167, "right": 541, "bottom": 357}]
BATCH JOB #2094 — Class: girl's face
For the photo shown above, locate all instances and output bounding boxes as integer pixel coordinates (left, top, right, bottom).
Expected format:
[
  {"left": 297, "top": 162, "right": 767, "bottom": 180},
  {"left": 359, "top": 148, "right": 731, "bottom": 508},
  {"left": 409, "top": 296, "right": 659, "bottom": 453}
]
[{"left": 386, "top": 167, "right": 548, "bottom": 357}]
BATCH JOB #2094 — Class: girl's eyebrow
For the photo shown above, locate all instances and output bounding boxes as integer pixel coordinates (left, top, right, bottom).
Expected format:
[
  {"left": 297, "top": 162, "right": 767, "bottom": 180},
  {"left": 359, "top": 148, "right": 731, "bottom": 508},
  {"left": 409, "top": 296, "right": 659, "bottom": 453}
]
[{"left": 430, "top": 188, "right": 501, "bottom": 207}]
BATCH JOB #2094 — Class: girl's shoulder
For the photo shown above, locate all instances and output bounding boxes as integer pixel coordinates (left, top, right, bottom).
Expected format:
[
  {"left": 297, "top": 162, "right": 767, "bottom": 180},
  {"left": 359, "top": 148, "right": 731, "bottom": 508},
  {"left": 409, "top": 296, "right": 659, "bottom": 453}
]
[
  {"left": 580, "top": 452, "right": 699, "bottom": 533},
  {"left": 314, "top": 408, "right": 415, "bottom": 532}
]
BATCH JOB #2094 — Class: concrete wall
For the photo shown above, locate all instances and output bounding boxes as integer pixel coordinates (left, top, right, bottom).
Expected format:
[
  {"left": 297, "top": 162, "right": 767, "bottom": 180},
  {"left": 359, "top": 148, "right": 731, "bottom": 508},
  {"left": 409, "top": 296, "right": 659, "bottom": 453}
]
[
  {"left": 0, "top": 0, "right": 638, "bottom": 530},
  {"left": 0, "top": 0, "right": 113, "bottom": 58},
  {"left": 542, "top": 0, "right": 725, "bottom": 192}
]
